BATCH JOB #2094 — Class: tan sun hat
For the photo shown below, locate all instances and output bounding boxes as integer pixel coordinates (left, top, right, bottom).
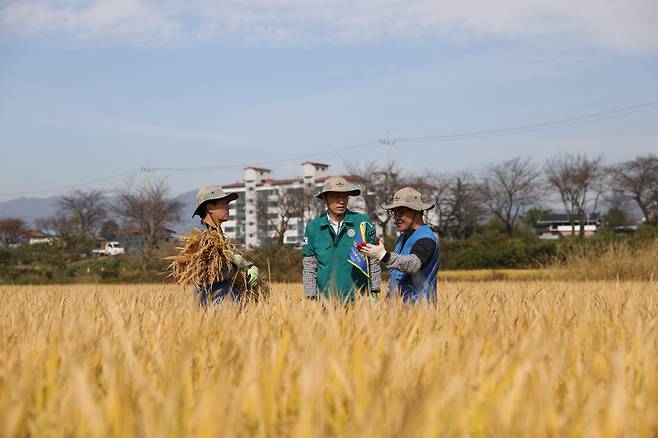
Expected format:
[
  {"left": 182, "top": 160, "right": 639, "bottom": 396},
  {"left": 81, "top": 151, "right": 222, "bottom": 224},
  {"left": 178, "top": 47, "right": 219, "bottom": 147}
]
[
  {"left": 382, "top": 187, "right": 434, "bottom": 211},
  {"left": 315, "top": 176, "right": 361, "bottom": 199},
  {"left": 192, "top": 185, "right": 239, "bottom": 217}
]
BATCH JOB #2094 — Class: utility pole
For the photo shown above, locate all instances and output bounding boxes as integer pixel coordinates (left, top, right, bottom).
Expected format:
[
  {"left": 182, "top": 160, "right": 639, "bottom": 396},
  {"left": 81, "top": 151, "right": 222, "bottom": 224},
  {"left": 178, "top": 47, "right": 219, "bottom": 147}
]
[
  {"left": 140, "top": 161, "right": 155, "bottom": 191},
  {"left": 379, "top": 130, "right": 395, "bottom": 166}
]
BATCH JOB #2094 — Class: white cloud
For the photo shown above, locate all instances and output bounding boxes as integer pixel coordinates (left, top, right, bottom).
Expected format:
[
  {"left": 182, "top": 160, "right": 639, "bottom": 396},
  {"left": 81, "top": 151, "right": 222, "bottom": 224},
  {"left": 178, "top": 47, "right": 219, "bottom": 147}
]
[{"left": 2, "top": 0, "right": 658, "bottom": 52}]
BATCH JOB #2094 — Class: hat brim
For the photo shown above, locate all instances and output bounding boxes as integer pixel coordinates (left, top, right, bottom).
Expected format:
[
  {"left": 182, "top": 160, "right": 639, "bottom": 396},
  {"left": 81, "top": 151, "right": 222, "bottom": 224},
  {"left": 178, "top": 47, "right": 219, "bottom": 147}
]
[
  {"left": 192, "top": 192, "right": 239, "bottom": 217},
  {"left": 315, "top": 189, "right": 361, "bottom": 199},
  {"left": 382, "top": 201, "right": 434, "bottom": 211}
]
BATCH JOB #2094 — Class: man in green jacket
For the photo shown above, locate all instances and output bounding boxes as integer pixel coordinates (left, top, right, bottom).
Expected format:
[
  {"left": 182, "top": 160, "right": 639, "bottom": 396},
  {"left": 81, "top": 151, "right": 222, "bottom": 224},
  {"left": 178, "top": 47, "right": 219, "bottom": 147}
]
[{"left": 302, "top": 176, "right": 381, "bottom": 301}]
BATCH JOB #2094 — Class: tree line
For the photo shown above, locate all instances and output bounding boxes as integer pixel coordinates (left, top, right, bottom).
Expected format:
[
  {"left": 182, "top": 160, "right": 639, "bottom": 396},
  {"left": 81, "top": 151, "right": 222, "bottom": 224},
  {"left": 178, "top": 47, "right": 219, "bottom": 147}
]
[
  {"left": 0, "top": 181, "right": 183, "bottom": 270},
  {"left": 1, "top": 152, "right": 656, "bottom": 261},
  {"left": 345, "top": 152, "right": 657, "bottom": 239}
]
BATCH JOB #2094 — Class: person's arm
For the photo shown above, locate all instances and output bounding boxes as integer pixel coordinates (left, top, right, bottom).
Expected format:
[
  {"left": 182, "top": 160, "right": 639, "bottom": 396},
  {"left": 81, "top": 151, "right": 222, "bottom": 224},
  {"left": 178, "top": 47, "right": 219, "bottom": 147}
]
[
  {"left": 383, "top": 252, "right": 422, "bottom": 273},
  {"left": 363, "top": 221, "right": 380, "bottom": 292},
  {"left": 368, "top": 257, "right": 381, "bottom": 292},
  {"left": 302, "top": 225, "right": 318, "bottom": 298},
  {"left": 363, "top": 238, "right": 436, "bottom": 274},
  {"left": 303, "top": 256, "right": 319, "bottom": 298},
  {"left": 228, "top": 252, "right": 260, "bottom": 286},
  {"left": 383, "top": 238, "right": 436, "bottom": 273}
]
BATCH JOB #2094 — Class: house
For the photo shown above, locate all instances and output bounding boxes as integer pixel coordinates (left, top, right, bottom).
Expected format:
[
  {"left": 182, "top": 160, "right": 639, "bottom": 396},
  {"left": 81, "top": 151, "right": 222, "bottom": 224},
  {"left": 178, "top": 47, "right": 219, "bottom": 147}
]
[
  {"left": 17, "top": 230, "right": 55, "bottom": 246},
  {"left": 536, "top": 213, "right": 602, "bottom": 239},
  {"left": 118, "top": 226, "right": 177, "bottom": 253}
]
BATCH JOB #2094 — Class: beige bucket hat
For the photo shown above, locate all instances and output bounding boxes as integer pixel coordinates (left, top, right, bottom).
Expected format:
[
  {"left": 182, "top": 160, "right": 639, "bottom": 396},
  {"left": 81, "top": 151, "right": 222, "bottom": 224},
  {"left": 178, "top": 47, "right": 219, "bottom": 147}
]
[
  {"left": 315, "top": 176, "right": 361, "bottom": 199},
  {"left": 382, "top": 187, "right": 434, "bottom": 211},
  {"left": 192, "top": 185, "right": 239, "bottom": 217}
]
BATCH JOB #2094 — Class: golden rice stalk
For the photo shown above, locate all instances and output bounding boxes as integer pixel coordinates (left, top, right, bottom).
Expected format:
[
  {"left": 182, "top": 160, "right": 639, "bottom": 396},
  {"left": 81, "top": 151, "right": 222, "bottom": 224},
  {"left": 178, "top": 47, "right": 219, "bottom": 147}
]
[{"left": 167, "top": 227, "right": 269, "bottom": 302}]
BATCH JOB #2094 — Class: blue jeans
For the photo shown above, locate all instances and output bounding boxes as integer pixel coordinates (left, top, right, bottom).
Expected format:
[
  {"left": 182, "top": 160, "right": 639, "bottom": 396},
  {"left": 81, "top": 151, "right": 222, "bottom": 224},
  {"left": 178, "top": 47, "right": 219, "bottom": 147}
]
[{"left": 196, "top": 281, "right": 240, "bottom": 307}]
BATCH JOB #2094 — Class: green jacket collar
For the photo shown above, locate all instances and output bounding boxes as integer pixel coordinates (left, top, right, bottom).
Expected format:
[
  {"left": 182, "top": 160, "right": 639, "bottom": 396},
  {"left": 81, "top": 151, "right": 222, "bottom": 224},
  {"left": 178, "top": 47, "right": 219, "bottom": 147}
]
[{"left": 319, "top": 209, "right": 356, "bottom": 227}]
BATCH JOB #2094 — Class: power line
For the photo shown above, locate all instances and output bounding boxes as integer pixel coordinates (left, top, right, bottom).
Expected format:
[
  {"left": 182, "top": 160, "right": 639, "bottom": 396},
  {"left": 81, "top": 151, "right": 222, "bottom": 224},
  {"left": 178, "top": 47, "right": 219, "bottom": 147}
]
[
  {"left": 0, "top": 169, "right": 140, "bottom": 198},
  {"left": 2, "top": 98, "right": 657, "bottom": 197},
  {"left": 152, "top": 99, "right": 658, "bottom": 173},
  {"left": 152, "top": 139, "right": 381, "bottom": 172},
  {"left": 394, "top": 100, "right": 658, "bottom": 143}
]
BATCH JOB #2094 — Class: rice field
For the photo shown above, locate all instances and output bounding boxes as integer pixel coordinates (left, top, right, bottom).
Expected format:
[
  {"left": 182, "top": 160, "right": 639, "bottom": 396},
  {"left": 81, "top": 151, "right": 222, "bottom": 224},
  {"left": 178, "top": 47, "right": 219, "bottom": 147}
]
[{"left": 1, "top": 281, "right": 657, "bottom": 437}]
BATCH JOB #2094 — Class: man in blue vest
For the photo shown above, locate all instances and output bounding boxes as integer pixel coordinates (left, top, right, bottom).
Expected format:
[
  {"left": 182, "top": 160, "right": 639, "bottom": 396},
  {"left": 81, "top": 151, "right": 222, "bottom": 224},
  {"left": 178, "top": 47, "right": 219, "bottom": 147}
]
[
  {"left": 359, "top": 187, "right": 439, "bottom": 304},
  {"left": 192, "top": 185, "right": 260, "bottom": 306}
]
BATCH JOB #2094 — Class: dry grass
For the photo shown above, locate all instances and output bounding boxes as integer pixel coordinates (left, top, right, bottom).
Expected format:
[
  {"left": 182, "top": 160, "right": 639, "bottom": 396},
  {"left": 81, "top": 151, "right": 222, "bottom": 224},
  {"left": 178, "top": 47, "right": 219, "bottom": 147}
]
[
  {"left": 1, "top": 281, "right": 657, "bottom": 437},
  {"left": 440, "top": 269, "right": 550, "bottom": 281},
  {"left": 167, "top": 227, "right": 268, "bottom": 301},
  {"left": 556, "top": 240, "right": 658, "bottom": 281},
  {"left": 167, "top": 227, "right": 235, "bottom": 288},
  {"left": 442, "top": 240, "right": 658, "bottom": 282}
]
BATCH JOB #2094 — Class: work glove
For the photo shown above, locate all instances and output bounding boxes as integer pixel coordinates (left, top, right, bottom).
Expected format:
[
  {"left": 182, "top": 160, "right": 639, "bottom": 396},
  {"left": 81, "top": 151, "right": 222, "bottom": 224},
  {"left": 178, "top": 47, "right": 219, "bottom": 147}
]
[
  {"left": 359, "top": 239, "right": 387, "bottom": 261},
  {"left": 246, "top": 265, "right": 260, "bottom": 287},
  {"left": 230, "top": 252, "right": 245, "bottom": 269}
]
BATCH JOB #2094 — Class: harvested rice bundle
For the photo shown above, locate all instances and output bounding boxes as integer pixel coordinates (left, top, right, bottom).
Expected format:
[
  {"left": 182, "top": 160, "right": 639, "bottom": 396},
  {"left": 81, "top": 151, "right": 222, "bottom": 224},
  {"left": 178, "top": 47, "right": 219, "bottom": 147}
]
[{"left": 167, "top": 227, "right": 269, "bottom": 302}]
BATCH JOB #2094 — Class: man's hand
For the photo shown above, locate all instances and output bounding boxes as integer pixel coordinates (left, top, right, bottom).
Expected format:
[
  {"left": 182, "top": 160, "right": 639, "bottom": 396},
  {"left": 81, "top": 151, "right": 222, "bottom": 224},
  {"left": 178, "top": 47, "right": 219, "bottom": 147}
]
[
  {"left": 359, "top": 240, "right": 387, "bottom": 261},
  {"left": 230, "top": 252, "right": 245, "bottom": 269},
  {"left": 247, "top": 266, "right": 260, "bottom": 287}
]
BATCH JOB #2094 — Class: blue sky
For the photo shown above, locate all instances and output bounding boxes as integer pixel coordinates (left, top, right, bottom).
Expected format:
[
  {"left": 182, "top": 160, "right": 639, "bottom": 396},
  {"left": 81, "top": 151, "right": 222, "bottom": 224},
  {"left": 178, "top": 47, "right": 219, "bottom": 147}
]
[{"left": 1, "top": 0, "right": 657, "bottom": 201}]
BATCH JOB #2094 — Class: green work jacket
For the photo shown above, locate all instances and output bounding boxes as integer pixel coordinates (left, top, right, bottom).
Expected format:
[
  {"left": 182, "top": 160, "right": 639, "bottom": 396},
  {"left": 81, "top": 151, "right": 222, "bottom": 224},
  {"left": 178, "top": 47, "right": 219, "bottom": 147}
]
[{"left": 302, "top": 209, "right": 377, "bottom": 300}]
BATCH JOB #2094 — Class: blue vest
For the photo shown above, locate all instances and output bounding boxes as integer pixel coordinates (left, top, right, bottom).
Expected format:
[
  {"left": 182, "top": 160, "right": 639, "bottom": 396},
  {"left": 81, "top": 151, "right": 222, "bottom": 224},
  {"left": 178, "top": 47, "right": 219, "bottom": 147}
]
[{"left": 387, "top": 225, "right": 439, "bottom": 304}]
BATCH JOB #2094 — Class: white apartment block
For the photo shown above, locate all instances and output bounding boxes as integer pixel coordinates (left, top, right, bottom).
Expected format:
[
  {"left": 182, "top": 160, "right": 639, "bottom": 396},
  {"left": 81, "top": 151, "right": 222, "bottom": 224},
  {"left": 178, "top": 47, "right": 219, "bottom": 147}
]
[{"left": 221, "top": 162, "right": 367, "bottom": 248}]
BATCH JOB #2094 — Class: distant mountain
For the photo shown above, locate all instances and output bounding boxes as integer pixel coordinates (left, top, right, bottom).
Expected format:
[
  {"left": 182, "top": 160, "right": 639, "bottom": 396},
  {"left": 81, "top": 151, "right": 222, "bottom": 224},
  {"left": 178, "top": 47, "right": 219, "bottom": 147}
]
[
  {"left": 177, "top": 190, "right": 198, "bottom": 231},
  {"left": 0, "top": 189, "right": 199, "bottom": 231},
  {"left": 0, "top": 196, "right": 63, "bottom": 226}
]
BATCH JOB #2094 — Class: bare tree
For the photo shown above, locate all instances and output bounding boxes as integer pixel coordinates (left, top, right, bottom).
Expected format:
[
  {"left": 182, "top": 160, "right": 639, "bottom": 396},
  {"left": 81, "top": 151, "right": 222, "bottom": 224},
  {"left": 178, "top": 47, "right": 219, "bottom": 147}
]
[
  {"left": 114, "top": 180, "right": 184, "bottom": 268},
  {"left": 545, "top": 153, "right": 605, "bottom": 237},
  {"left": 35, "top": 215, "right": 77, "bottom": 238},
  {"left": 477, "top": 157, "right": 543, "bottom": 236},
  {"left": 258, "top": 185, "right": 305, "bottom": 246},
  {"left": 0, "top": 218, "right": 26, "bottom": 246},
  {"left": 301, "top": 181, "right": 325, "bottom": 228},
  {"left": 609, "top": 154, "right": 658, "bottom": 225},
  {"left": 56, "top": 189, "right": 108, "bottom": 238},
  {"left": 35, "top": 214, "right": 92, "bottom": 262},
  {"left": 444, "top": 172, "right": 485, "bottom": 240},
  {"left": 603, "top": 189, "right": 634, "bottom": 228},
  {"left": 345, "top": 161, "right": 402, "bottom": 237},
  {"left": 100, "top": 219, "right": 120, "bottom": 241},
  {"left": 408, "top": 171, "right": 453, "bottom": 236},
  {"left": 403, "top": 170, "right": 485, "bottom": 239}
]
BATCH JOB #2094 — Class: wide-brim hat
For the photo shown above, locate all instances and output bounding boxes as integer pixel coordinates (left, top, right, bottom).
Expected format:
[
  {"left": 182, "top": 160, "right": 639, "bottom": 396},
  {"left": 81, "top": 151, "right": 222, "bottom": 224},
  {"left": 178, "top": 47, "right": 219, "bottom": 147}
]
[
  {"left": 192, "top": 185, "right": 239, "bottom": 217},
  {"left": 382, "top": 187, "right": 434, "bottom": 211},
  {"left": 315, "top": 176, "right": 361, "bottom": 199}
]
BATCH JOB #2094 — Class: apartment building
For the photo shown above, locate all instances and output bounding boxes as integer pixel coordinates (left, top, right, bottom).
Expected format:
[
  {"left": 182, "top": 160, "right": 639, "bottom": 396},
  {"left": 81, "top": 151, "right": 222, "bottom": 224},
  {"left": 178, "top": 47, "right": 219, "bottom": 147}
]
[{"left": 221, "top": 162, "right": 366, "bottom": 248}]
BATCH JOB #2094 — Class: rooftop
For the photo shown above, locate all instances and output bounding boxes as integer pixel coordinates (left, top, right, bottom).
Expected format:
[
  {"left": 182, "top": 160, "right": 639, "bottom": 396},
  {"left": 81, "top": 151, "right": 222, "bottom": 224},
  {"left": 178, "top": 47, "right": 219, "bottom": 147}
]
[
  {"left": 19, "top": 230, "right": 53, "bottom": 239},
  {"left": 223, "top": 181, "right": 246, "bottom": 189},
  {"left": 537, "top": 213, "right": 601, "bottom": 224},
  {"left": 316, "top": 175, "right": 366, "bottom": 183}
]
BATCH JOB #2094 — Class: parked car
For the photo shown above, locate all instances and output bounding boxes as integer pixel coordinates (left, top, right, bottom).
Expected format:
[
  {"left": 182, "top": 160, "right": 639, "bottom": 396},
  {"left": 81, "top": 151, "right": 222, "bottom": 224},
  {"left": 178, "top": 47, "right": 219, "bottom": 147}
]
[{"left": 93, "top": 241, "right": 125, "bottom": 256}]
